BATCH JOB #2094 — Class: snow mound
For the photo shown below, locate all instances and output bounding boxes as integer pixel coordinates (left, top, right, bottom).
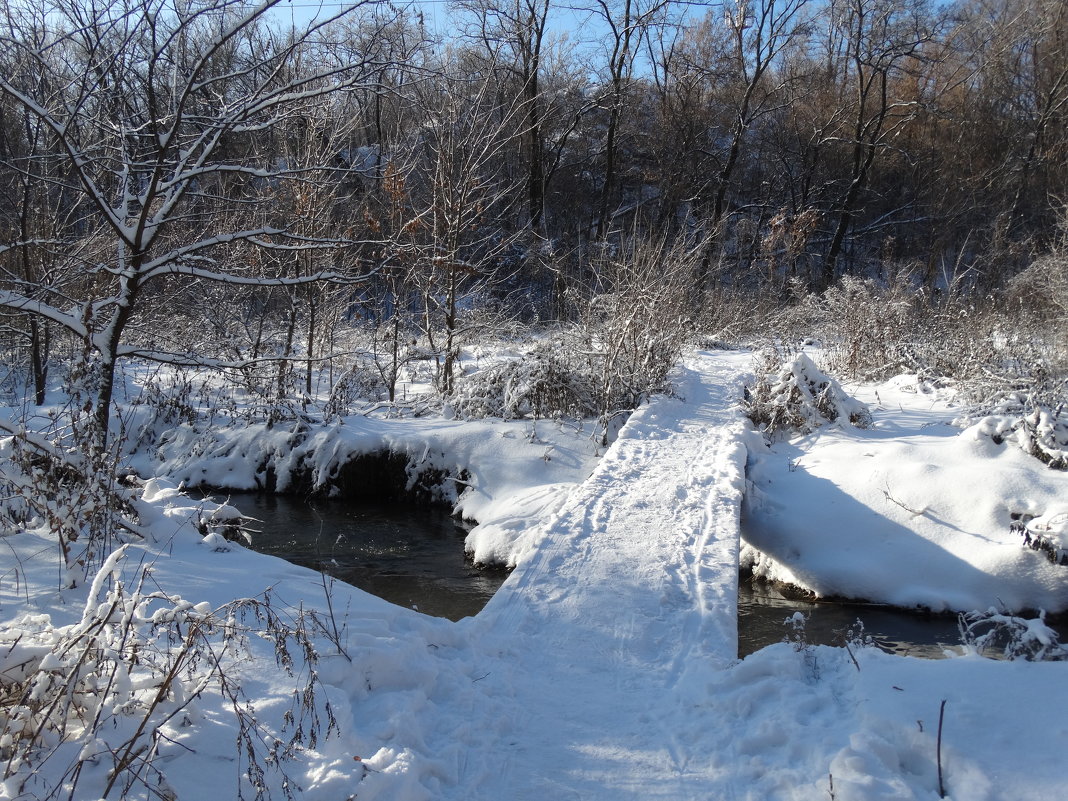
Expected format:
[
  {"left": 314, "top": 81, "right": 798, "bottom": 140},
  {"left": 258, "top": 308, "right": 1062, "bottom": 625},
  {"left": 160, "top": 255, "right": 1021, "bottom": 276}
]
[{"left": 746, "top": 352, "right": 872, "bottom": 436}]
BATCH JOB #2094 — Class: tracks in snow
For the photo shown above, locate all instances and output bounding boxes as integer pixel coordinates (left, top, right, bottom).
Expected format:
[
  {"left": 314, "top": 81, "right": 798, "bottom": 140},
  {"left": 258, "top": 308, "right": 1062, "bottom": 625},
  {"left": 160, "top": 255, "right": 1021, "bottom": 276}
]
[{"left": 443, "top": 349, "right": 754, "bottom": 800}]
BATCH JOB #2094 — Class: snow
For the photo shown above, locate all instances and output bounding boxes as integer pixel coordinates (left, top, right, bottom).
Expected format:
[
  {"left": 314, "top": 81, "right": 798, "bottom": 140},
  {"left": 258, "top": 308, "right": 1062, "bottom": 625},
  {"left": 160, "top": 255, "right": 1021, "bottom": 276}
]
[
  {"left": 743, "top": 369, "right": 1068, "bottom": 613},
  {"left": 3, "top": 348, "right": 1068, "bottom": 800}
]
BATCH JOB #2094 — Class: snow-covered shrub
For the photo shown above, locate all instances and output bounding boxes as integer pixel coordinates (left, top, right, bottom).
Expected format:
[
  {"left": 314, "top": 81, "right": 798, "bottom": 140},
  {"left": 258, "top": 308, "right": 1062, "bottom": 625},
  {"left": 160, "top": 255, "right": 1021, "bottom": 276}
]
[
  {"left": 1011, "top": 510, "right": 1068, "bottom": 565},
  {"left": 1007, "top": 208, "right": 1068, "bottom": 352},
  {"left": 966, "top": 400, "right": 1068, "bottom": 471},
  {"left": 567, "top": 235, "right": 694, "bottom": 434},
  {"left": 812, "top": 276, "right": 919, "bottom": 380},
  {"left": 782, "top": 612, "right": 821, "bottom": 679},
  {"left": 125, "top": 369, "right": 203, "bottom": 450},
  {"left": 943, "top": 280, "right": 1068, "bottom": 468},
  {"left": 783, "top": 611, "right": 811, "bottom": 652},
  {"left": 780, "top": 275, "right": 1005, "bottom": 387},
  {"left": 194, "top": 500, "right": 253, "bottom": 548},
  {"left": 838, "top": 619, "right": 877, "bottom": 670},
  {"left": 581, "top": 289, "right": 689, "bottom": 414},
  {"left": 323, "top": 361, "right": 390, "bottom": 417},
  {"left": 957, "top": 607, "right": 1068, "bottom": 661},
  {"left": 0, "top": 548, "right": 340, "bottom": 800},
  {"left": 0, "top": 415, "right": 139, "bottom": 587},
  {"left": 451, "top": 343, "right": 597, "bottom": 420},
  {"left": 745, "top": 351, "right": 872, "bottom": 436}
]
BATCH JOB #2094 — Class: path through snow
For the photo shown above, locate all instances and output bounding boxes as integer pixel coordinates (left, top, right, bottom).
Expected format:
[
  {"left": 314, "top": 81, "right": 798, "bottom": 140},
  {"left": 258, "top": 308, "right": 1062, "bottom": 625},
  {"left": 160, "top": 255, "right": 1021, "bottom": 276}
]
[{"left": 432, "top": 349, "right": 754, "bottom": 799}]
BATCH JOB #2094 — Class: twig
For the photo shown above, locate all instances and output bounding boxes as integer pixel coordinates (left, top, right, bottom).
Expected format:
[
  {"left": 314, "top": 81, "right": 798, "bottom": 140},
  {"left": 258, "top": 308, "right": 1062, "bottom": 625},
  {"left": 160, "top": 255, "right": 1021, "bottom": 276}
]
[
  {"left": 882, "top": 483, "right": 926, "bottom": 516},
  {"left": 937, "top": 699, "right": 947, "bottom": 798},
  {"left": 319, "top": 569, "right": 352, "bottom": 663},
  {"left": 314, "top": 523, "right": 351, "bottom": 663},
  {"left": 843, "top": 639, "right": 861, "bottom": 671}
]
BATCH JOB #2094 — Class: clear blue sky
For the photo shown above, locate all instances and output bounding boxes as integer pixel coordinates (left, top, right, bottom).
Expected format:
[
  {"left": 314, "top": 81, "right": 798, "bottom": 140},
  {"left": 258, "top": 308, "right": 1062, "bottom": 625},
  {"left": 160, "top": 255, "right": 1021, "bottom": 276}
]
[
  {"left": 267, "top": 0, "right": 697, "bottom": 71},
  {"left": 268, "top": 0, "right": 452, "bottom": 37}
]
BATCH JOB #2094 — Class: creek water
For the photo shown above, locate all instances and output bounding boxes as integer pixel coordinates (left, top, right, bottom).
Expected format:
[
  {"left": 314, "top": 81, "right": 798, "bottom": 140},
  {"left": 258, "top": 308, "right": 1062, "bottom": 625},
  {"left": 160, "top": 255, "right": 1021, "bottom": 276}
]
[
  {"left": 737, "top": 575, "right": 965, "bottom": 658},
  {"left": 206, "top": 492, "right": 983, "bottom": 657},
  {"left": 204, "top": 492, "right": 508, "bottom": 621}
]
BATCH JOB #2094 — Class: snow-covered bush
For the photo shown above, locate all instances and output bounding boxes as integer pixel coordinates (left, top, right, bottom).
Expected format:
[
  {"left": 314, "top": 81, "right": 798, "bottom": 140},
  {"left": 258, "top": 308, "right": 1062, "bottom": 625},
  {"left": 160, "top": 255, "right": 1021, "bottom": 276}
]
[
  {"left": 783, "top": 611, "right": 811, "bottom": 652},
  {"left": 561, "top": 235, "right": 694, "bottom": 435},
  {"left": 580, "top": 289, "right": 689, "bottom": 417},
  {"left": 0, "top": 548, "right": 340, "bottom": 800},
  {"left": 778, "top": 275, "right": 1006, "bottom": 388},
  {"left": 1008, "top": 208, "right": 1068, "bottom": 352},
  {"left": 942, "top": 276, "right": 1068, "bottom": 468},
  {"left": 966, "top": 399, "right": 1068, "bottom": 471},
  {"left": 323, "top": 361, "right": 390, "bottom": 417},
  {"left": 957, "top": 607, "right": 1068, "bottom": 661},
  {"left": 745, "top": 351, "right": 872, "bottom": 436},
  {"left": 1011, "top": 510, "right": 1068, "bottom": 565},
  {"left": 812, "top": 276, "right": 920, "bottom": 380},
  {"left": 451, "top": 343, "right": 597, "bottom": 420},
  {"left": 125, "top": 369, "right": 203, "bottom": 450},
  {"left": 0, "top": 415, "right": 139, "bottom": 587}
]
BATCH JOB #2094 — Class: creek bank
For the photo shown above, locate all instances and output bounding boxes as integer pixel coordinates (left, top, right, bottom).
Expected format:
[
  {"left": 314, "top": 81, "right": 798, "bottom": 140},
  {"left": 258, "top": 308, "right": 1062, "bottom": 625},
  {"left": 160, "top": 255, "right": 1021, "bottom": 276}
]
[
  {"left": 261, "top": 446, "right": 470, "bottom": 506},
  {"left": 140, "top": 414, "right": 604, "bottom": 567},
  {"left": 149, "top": 419, "right": 483, "bottom": 504}
]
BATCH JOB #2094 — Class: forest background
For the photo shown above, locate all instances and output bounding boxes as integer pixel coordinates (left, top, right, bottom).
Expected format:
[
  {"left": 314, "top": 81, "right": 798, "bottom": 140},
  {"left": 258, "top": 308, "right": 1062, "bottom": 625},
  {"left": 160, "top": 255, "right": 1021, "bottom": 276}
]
[
  {"left": 2, "top": 5, "right": 1068, "bottom": 797},
  {"left": 1, "top": 0, "right": 1066, "bottom": 448}
]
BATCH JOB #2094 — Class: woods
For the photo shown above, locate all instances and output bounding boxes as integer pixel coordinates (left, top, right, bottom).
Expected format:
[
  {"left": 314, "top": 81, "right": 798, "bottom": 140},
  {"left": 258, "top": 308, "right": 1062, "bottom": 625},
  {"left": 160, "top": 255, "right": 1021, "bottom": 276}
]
[
  {"left": 0, "top": 0, "right": 1065, "bottom": 435},
  {"left": 4, "top": 6, "right": 1068, "bottom": 801}
]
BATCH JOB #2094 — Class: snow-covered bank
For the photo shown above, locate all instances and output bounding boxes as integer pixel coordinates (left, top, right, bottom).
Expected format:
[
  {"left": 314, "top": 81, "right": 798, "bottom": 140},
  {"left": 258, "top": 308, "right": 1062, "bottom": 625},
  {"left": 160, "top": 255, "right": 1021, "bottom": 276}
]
[
  {"left": 138, "top": 411, "right": 603, "bottom": 568},
  {"left": 743, "top": 368, "right": 1068, "bottom": 613}
]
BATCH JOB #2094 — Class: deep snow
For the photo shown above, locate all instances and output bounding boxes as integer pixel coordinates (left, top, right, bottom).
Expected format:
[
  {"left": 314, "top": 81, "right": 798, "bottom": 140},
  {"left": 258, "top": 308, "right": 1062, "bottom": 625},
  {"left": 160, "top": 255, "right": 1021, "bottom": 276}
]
[{"left": 3, "top": 348, "right": 1068, "bottom": 800}]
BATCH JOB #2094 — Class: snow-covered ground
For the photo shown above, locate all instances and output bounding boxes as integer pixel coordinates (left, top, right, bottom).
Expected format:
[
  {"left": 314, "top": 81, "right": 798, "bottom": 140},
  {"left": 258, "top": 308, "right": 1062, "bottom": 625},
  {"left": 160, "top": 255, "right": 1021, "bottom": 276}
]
[
  {"left": 3, "top": 348, "right": 1068, "bottom": 800},
  {"left": 743, "top": 369, "right": 1068, "bottom": 613}
]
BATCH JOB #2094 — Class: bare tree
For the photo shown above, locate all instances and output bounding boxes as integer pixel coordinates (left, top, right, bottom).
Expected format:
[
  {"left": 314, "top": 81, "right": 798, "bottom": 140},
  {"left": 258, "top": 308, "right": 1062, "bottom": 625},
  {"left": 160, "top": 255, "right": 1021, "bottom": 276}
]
[
  {"left": 454, "top": 0, "right": 553, "bottom": 230},
  {"left": 968, "top": 0, "right": 1068, "bottom": 241},
  {"left": 0, "top": 0, "right": 395, "bottom": 443},
  {"left": 694, "top": 0, "right": 814, "bottom": 286},
  {"left": 817, "top": 0, "right": 939, "bottom": 289},
  {"left": 401, "top": 57, "right": 527, "bottom": 393},
  {"left": 585, "top": 0, "right": 670, "bottom": 240}
]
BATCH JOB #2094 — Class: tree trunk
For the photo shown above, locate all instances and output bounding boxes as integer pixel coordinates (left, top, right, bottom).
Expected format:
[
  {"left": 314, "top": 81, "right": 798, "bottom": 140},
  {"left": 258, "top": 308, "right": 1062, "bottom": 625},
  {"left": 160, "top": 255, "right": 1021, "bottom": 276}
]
[{"left": 30, "top": 317, "right": 49, "bottom": 406}]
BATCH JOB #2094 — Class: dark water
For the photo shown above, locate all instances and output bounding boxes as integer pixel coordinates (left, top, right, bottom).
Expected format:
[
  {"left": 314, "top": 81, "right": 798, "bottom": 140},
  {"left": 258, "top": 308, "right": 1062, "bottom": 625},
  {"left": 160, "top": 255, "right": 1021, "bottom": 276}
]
[
  {"left": 738, "top": 576, "right": 964, "bottom": 658},
  {"left": 203, "top": 492, "right": 510, "bottom": 621},
  {"left": 207, "top": 493, "right": 1007, "bottom": 657}
]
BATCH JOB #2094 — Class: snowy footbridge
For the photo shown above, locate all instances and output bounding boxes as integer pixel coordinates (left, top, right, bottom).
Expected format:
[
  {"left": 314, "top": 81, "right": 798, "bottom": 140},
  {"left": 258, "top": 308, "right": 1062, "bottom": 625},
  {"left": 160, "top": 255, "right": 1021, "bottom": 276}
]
[{"left": 448, "top": 350, "right": 754, "bottom": 800}]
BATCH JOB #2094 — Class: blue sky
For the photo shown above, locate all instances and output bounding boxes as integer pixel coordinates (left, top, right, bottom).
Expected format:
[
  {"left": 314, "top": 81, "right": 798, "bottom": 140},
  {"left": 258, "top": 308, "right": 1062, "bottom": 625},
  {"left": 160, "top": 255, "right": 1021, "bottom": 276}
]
[{"left": 269, "top": 0, "right": 452, "bottom": 36}]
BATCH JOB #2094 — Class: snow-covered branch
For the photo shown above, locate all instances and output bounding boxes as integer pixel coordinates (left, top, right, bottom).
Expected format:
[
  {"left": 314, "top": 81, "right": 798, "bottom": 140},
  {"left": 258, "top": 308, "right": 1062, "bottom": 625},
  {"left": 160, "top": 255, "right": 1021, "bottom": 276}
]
[{"left": 0, "top": 290, "right": 88, "bottom": 339}]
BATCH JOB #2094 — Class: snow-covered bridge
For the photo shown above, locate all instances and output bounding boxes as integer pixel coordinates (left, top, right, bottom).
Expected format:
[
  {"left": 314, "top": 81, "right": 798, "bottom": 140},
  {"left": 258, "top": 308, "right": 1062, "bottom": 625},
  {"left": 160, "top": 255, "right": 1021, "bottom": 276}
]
[{"left": 448, "top": 350, "right": 754, "bottom": 799}]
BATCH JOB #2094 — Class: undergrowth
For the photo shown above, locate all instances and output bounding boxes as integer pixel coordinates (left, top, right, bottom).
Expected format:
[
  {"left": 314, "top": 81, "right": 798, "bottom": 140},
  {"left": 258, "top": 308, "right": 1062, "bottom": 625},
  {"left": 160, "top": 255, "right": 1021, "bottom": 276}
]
[
  {"left": 958, "top": 608, "right": 1068, "bottom": 661},
  {"left": 754, "top": 274, "right": 1068, "bottom": 467},
  {"left": 0, "top": 548, "right": 341, "bottom": 800}
]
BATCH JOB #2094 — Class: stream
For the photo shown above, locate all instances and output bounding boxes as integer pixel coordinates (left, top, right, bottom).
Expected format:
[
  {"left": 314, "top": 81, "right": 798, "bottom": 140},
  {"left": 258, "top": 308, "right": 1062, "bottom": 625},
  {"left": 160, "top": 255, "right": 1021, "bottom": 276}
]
[
  {"left": 737, "top": 575, "right": 963, "bottom": 658},
  {"left": 203, "top": 492, "right": 983, "bottom": 658},
  {"left": 210, "top": 492, "right": 507, "bottom": 622}
]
